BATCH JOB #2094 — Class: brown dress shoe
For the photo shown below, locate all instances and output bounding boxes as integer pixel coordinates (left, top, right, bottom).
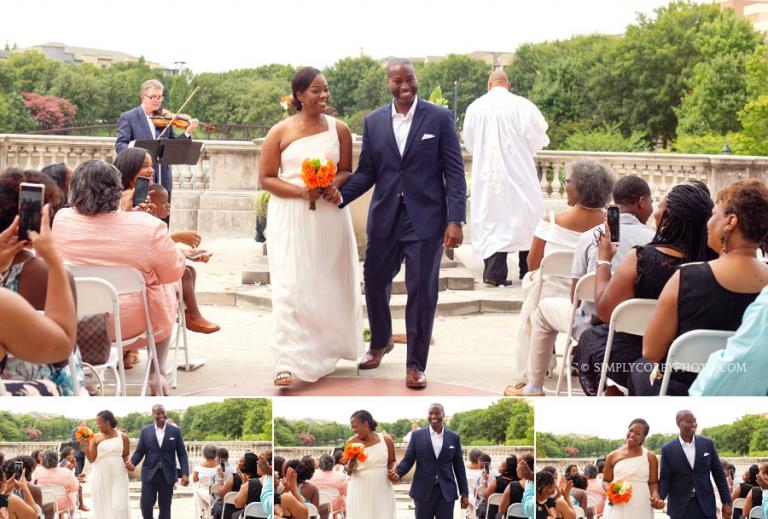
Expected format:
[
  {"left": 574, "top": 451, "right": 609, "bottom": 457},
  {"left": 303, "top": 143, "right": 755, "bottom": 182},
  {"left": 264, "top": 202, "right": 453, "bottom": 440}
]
[
  {"left": 405, "top": 368, "right": 427, "bottom": 389},
  {"left": 185, "top": 312, "right": 221, "bottom": 334},
  {"left": 358, "top": 343, "right": 394, "bottom": 370}
]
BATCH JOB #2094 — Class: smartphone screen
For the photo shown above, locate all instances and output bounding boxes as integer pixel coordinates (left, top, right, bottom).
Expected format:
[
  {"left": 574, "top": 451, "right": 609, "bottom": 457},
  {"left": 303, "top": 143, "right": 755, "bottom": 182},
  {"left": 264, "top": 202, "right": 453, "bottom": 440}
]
[
  {"left": 607, "top": 205, "right": 620, "bottom": 243},
  {"left": 14, "top": 461, "right": 24, "bottom": 480},
  {"left": 133, "top": 176, "right": 150, "bottom": 208},
  {"left": 220, "top": 460, "right": 226, "bottom": 472},
  {"left": 18, "top": 183, "right": 45, "bottom": 241},
  {"left": 484, "top": 461, "right": 490, "bottom": 474}
]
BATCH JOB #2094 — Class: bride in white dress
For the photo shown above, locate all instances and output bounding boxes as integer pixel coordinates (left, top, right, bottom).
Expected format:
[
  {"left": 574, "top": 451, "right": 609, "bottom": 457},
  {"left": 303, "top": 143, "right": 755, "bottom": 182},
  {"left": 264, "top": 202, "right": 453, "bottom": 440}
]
[
  {"left": 603, "top": 419, "right": 665, "bottom": 519},
  {"left": 82, "top": 411, "right": 130, "bottom": 519},
  {"left": 259, "top": 66, "right": 363, "bottom": 386},
  {"left": 345, "top": 411, "right": 397, "bottom": 519}
]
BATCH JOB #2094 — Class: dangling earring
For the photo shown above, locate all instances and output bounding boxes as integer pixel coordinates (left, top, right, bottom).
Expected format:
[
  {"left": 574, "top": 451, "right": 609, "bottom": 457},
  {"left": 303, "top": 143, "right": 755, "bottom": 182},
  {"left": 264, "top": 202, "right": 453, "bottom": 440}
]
[{"left": 720, "top": 231, "right": 729, "bottom": 254}]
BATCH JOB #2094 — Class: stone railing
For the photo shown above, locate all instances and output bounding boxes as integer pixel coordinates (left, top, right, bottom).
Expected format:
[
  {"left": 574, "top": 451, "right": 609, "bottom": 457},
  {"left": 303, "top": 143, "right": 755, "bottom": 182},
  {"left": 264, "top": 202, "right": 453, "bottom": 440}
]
[
  {"left": 3, "top": 134, "right": 768, "bottom": 239},
  {"left": 0, "top": 440, "right": 271, "bottom": 469},
  {"left": 275, "top": 445, "right": 534, "bottom": 463},
  {"left": 540, "top": 457, "right": 768, "bottom": 474}
]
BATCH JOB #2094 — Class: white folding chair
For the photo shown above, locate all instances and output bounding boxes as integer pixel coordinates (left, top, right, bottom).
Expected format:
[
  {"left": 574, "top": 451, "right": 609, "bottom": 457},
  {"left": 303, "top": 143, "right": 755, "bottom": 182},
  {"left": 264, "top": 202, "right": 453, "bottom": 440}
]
[
  {"left": 318, "top": 487, "right": 341, "bottom": 518},
  {"left": 40, "top": 489, "right": 59, "bottom": 517},
  {"left": 750, "top": 506, "right": 766, "bottom": 518},
  {"left": 596, "top": 298, "right": 658, "bottom": 396},
  {"left": 573, "top": 505, "right": 586, "bottom": 519},
  {"left": 40, "top": 486, "right": 72, "bottom": 519},
  {"left": 659, "top": 329, "right": 735, "bottom": 396},
  {"left": 536, "top": 250, "right": 576, "bottom": 381},
  {"left": 306, "top": 502, "right": 320, "bottom": 519},
  {"left": 193, "top": 473, "right": 214, "bottom": 519},
  {"left": 586, "top": 491, "right": 603, "bottom": 518},
  {"left": 70, "top": 266, "right": 161, "bottom": 397},
  {"left": 485, "top": 492, "right": 504, "bottom": 519},
  {"left": 221, "top": 491, "right": 238, "bottom": 519},
  {"left": 556, "top": 272, "right": 596, "bottom": 396},
  {"left": 734, "top": 497, "right": 746, "bottom": 515},
  {"left": 169, "top": 278, "right": 188, "bottom": 389},
  {"left": 244, "top": 501, "right": 267, "bottom": 518},
  {"left": 506, "top": 502, "right": 527, "bottom": 518}
]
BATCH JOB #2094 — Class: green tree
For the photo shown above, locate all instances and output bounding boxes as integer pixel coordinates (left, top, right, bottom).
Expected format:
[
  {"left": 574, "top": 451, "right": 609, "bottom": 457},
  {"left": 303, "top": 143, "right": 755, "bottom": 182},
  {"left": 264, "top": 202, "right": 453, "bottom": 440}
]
[
  {"left": 323, "top": 57, "right": 382, "bottom": 116},
  {"left": 418, "top": 55, "right": 490, "bottom": 128},
  {"left": 352, "top": 65, "right": 388, "bottom": 113}
]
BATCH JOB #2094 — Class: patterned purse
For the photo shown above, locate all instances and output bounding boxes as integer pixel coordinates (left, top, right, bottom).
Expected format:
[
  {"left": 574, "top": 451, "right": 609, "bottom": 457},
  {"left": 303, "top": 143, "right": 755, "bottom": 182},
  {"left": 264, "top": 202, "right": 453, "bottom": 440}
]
[{"left": 76, "top": 313, "right": 112, "bottom": 365}]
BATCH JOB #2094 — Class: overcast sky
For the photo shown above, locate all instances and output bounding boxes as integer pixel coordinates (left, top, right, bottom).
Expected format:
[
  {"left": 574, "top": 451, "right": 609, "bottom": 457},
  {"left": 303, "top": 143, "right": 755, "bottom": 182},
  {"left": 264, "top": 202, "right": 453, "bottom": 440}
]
[
  {"left": 0, "top": 0, "right": 705, "bottom": 73},
  {"left": 536, "top": 398, "right": 766, "bottom": 439},
  {"left": 274, "top": 396, "right": 517, "bottom": 423},
  {"left": 1, "top": 397, "right": 227, "bottom": 419}
]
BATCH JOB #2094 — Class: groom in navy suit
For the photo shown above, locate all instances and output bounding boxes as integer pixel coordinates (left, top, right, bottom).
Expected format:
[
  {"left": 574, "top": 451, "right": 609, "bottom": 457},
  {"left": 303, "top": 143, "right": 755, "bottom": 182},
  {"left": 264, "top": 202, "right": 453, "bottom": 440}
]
[
  {"left": 339, "top": 58, "right": 466, "bottom": 389},
  {"left": 116, "top": 79, "right": 198, "bottom": 196},
  {"left": 659, "top": 410, "right": 732, "bottom": 519},
  {"left": 127, "top": 404, "right": 190, "bottom": 519},
  {"left": 391, "top": 403, "right": 469, "bottom": 519}
]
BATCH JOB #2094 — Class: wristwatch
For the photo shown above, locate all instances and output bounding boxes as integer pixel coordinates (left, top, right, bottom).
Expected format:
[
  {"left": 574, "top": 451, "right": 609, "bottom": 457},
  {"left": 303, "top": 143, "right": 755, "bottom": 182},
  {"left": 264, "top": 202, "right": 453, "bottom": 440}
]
[{"left": 449, "top": 221, "right": 465, "bottom": 226}]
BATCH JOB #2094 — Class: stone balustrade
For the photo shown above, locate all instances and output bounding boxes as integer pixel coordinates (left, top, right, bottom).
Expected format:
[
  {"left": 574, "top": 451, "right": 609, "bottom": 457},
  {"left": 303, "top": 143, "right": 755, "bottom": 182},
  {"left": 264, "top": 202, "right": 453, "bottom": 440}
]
[
  {"left": 539, "top": 457, "right": 767, "bottom": 474},
  {"left": 3, "top": 134, "right": 768, "bottom": 240},
  {"left": 274, "top": 445, "right": 534, "bottom": 463}
]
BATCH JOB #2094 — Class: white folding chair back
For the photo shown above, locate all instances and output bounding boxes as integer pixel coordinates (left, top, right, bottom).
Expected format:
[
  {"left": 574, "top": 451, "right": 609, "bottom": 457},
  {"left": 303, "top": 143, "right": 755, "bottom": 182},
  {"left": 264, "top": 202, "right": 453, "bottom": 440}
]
[
  {"left": 506, "top": 502, "right": 527, "bottom": 518},
  {"left": 306, "top": 502, "right": 320, "bottom": 519},
  {"left": 318, "top": 488, "right": 341, "bottom": 517},
  {"left": 573, "top": 505, "right": 586, "bottom": 518},
  {"left": 596, "top": 298, "right": 658, "bottom": 396},
  {"left": 169, "top": 278, "right": 189, "bottom": 389},
  {"left": 734, "top": 497, "right": 746, "bottom": 513},
  {"left": 750, "top": 506, "right": 766, "bottom": 518},
  {"left": 659, "top": 329, "right": 735, "bottom": 396},
  {"left": 537, "top": 250, "right": 576, "bottom": 389},
  {"left": 556, "top": 272, "right": 596, "bottom": 396},
  {"left": 221, "top": 491, "right": 238, "bottom": 519},
  {"left": 486, "top": 493, "right": 504, "bottom": 519},
  {"left": 40, "top": 486, "right": 70, "bottom": 518},
  {"left": 244, "top": 501, "right": 267, "bottom": 518},
  {"left": 40, "top": 489, "right": 59, "bottom": 517},
  {"left": 0, "top": 380, "right": 6, "bottom": 396},
  {"left": 70, "top": 265, "right": 161, "bottom": 396}
]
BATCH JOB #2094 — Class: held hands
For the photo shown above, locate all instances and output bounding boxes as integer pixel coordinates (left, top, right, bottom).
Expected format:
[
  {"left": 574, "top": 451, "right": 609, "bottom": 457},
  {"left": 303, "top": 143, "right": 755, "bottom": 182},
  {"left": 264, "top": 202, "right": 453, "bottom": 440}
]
[
  {"left": 321, "top": 185, "right": 342, "bottom": 205},
  {"left": 443, "top": 223, "right": 463, "bottom": 249},
  {"left": 180, "top": 475, "right": 189, "bottom": 487},
  {"left": 387, "top": 468, "right": 400, "bottom": 483},
  {"left": 596, "top": 219, "right": 618, "bottom": 262},
  {"left": 460, "top": 495, "right": 469, "bottom": 509},
  {"left": 650, "top": 494, "right": 665, "bottom": 510},
  {"left": 125, "top": 461, "right": 135, "bottom": 472},
  {"left": 722, "top": 504, "right": 732, "bottom": 519}
]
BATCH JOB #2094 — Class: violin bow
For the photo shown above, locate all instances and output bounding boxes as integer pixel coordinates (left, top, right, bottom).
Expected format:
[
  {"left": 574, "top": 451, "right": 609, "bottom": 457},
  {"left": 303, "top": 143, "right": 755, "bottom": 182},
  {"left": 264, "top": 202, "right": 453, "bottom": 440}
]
[{"left": 156, "top": 86, "right": 200, "bottom": 140}]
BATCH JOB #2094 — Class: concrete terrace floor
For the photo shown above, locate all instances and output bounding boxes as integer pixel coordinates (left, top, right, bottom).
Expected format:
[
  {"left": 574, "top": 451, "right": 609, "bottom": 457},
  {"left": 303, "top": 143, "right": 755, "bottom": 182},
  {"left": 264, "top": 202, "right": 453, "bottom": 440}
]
[{"left": 111, "top": 237, "right": 543, "bottom": 397}]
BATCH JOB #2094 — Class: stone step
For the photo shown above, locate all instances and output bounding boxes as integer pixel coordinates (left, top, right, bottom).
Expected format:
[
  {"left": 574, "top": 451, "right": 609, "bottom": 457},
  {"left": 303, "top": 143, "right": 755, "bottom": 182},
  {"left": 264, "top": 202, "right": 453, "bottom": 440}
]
[
  {"left": 200, "top": 282, "right": 523, "bottom": 317},
  {"left": 242, "top": 257, "right": 465, "bottom": 293}
]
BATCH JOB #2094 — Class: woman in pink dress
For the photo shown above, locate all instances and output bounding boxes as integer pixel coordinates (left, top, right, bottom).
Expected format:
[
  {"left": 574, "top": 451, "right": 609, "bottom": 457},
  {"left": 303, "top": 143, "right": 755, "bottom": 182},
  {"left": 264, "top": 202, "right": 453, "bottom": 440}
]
[{"left": 53, "top": 160, "right": 185, "bottom": 395}]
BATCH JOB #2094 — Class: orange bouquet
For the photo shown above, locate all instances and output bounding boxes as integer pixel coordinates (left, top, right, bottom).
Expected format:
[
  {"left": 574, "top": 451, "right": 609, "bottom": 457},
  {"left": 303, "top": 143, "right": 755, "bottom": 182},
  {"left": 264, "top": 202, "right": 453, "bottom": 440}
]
[
  {"left": 75, "top": 425, "right": 94, "bottom": 442},
  {"left": 342, "top": 442, "right": 368, "bottom": 463},
  {"left": 300, "top": 157, "right": 337, "bottom": 210},
  {"left": 606, "top": 480, "right": 633, "bottom": 506}
]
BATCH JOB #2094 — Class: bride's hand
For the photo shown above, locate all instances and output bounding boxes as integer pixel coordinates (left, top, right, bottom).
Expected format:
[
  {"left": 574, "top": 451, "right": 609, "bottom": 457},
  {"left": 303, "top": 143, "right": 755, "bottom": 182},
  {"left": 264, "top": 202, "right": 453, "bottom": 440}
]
[
  {"left": 299, "top": 187, "right": 322, "bottom": 202},
  {"left": 321, "top": 185, "right": 341, "bottom": 205},
  {"left": 346, "top": 457, "right": 357, "bottom": 475}
]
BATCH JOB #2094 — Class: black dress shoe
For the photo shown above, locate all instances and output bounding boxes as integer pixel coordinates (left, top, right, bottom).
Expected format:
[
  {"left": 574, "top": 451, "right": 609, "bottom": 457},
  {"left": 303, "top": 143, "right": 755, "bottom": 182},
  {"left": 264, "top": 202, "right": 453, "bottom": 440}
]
[{"left": 483, "top": 279, "right": 513, "bottom": 287}]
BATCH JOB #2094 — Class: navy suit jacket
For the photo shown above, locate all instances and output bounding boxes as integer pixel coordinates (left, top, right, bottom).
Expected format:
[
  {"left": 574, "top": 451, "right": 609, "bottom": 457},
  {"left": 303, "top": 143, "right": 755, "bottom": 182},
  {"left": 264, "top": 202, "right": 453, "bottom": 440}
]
[
  {"left": 659, "top": 436, "right": 731, "bottom": 518},
  {"left": 339, "top": 99, "right": 466, "bottom": 241},
  {"left": 115, "top": 106, "right": 189, "bottom": 193},
  {"left": 130, "top": 423, "right": 189, "bottom": 486},
  {"left": 396, "top": 427, "right": 469, "bottom": 503}
]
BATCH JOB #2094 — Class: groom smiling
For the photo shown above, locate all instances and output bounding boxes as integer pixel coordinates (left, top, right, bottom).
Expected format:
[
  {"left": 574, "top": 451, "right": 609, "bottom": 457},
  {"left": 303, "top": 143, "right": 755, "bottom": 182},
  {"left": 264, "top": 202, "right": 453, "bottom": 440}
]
[
  {"left": 339, "top": 58, "right": 467, "bottom": 389},
  {"left": 127, "top": 404, "right": 190, "bottom": 519}
]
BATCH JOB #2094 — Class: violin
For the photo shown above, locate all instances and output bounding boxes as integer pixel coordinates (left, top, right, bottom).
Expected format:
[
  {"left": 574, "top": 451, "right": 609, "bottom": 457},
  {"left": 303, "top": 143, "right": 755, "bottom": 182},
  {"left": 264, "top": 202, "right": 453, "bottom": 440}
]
[{"left": 151, "top": 109, "right": 216, "bottom": 133}]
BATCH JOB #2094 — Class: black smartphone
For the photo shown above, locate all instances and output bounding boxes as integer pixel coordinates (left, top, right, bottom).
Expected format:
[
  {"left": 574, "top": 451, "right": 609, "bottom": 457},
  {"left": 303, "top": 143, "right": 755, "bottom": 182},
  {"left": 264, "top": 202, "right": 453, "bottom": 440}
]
[
  {"left": 483, "top": 461, "right": 490, "bottom": 474},
  {"left": 14, "top": 460, "right": 24, "bottom": 480},
  {"left": 18, "top": 182, "right": 45, "bottom": 241},
  {"left": 607, "top": 205, "right": 620, "bottom": 243},
  {"left": 220, "top": 460, "right": 226, "bottom": 472},
  {"left": 133, "top": 176, "right": 150, "bottom": 208}
]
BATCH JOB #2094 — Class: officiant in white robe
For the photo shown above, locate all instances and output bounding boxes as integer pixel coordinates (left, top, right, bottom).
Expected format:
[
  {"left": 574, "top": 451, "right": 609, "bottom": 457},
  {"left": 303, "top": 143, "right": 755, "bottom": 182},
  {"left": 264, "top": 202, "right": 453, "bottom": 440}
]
[{"left": 463, "top": 70, "right": 549, "bottom": 285}]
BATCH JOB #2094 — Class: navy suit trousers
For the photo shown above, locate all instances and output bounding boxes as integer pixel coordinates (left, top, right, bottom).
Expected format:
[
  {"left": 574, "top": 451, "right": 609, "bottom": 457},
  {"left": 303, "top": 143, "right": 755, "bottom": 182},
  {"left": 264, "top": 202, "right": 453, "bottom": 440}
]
[
  {"left": 363, "top": 203, "right": 442, "bottom": 371},
  {"left": 141, "top": 468, "right": 173, "bottom": 519},
  {"left": 414, "top": 483, "right": 454, "bottom": 519},
  {"left": 674, "top": 495, "right": 706, "bottom": 519}
]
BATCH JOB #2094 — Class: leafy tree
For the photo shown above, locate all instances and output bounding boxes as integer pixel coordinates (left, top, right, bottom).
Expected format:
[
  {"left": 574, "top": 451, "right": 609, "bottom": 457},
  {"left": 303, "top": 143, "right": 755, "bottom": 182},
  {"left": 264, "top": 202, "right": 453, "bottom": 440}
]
[
  {"left": 323, "top": 57, "right": 381, "bottom": 116},
  {"left": 352, "top": 65, "right": 389, "bottom": 113},
  {"left": 562, "top": 126, "right": 647, "bottom": 152},
  {"left": 418, "top": 55, "right": 490, "bottom": 128},
  {"left": 5, "top": 50, "right": 61, "bottom": 93},
  {"left": 21, "top": 92, "right": 76, "bottom": 130}
]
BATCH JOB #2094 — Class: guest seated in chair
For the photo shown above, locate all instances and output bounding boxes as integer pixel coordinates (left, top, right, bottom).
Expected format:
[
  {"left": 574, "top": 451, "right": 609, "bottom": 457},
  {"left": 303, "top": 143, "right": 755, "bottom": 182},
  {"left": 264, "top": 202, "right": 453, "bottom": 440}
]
[
  {"left": 52, "top": 160, "right": 186, "bottom": 396},
  {"left": 309, "top": 454, "right": 347, "bottom": 516},
  {"left": 34, "top": 451, "right": 78, "bottom": 517},
  {"left": 147, "top": 183, "right": 219, "bottom": 334},
  {"left": 638, "top": 179, "right": 768, "bottom": 396},
  {"left": 507, "top": 159, "right": 616, "bottom": 396},
  {"left": 2, "top": 456, "right": 44, "bottom": 517},
  {"left": 745, "top": 464, "right": 768, "bottom": 518},
  {"left": 575, "top": 182, "right": 714, "bottom": 396},
  {"left": 0, "top": 466, "right": 38, "bottom": 519},
  {"left": 234, "top": 451, "right": 266, "bottom": 518}
]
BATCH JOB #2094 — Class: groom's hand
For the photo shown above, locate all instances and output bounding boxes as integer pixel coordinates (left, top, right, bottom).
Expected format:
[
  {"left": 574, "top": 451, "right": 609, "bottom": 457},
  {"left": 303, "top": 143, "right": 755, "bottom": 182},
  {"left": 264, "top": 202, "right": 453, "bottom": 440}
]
[
  {"left": 180, "top": 475, "right": 189, "bottom": 487},
  {"left": 387, "top": 469, "right": 399, "bottom": 483},
  {"left": 443, "top": 223, "right": 463, "bottom": 249},
  {"left": 125, "top": 461, "right": 135, "bottom": 472},
  {"left": 460, "top": 496, "right": 469, "bottom": 509},
  {"left": 321, "top": 185, "right": 341, "bottom": 205},
  {"left": 722, "top": 504, "right": 732, "bottom": 519}
]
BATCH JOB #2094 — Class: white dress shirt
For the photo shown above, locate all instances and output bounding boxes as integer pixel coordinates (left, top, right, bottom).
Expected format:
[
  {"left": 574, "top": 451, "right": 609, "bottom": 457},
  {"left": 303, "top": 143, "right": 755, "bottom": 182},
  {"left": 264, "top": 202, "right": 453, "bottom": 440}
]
[
  {"left": 155, "top": 423, "right": 166, "bottom": 448},
  {"left": 679, "top": 435, "right": 696, "bottom": 469},
  {"left": 391, "top": 97, "right": 418, "bottom": 156},
  {"left": 430, "top": 426, "right": 444, "bottom": 459},
  {"left": 144, "top": 112, "right": 157, "bottom": 139}
]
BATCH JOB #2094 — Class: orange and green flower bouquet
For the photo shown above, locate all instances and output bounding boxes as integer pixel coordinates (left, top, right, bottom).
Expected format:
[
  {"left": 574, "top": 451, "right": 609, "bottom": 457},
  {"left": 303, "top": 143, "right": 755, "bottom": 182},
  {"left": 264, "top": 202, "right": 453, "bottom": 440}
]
[
  {"left": 300, "top": 157, "right": 336, "bottom": 210},
  {"left": 75, "top": 425, "right": 94, "bottom": 442},
  {"left": 606, "top": 480, "right": 633, "bottom": 506},
  {"left": 342, "top": 442, "right": 368, "bottom": 463}
]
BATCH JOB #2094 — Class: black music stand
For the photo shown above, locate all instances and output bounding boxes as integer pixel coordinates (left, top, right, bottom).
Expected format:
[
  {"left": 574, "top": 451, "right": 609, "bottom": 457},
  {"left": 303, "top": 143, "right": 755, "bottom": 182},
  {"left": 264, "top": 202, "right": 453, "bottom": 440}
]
[{"left": 133, "top": 139, "right": 203, "bottom": 166}]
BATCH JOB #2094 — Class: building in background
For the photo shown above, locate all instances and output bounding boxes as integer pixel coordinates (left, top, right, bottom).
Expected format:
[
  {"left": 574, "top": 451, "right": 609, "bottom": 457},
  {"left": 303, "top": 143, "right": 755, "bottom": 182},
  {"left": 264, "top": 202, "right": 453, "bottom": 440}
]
[
  {"left": 22, "top": 42, "right": 168, "bottom": 70},
  {"left": 721, "top": 0, "right": 768, "bottom": 32}
]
